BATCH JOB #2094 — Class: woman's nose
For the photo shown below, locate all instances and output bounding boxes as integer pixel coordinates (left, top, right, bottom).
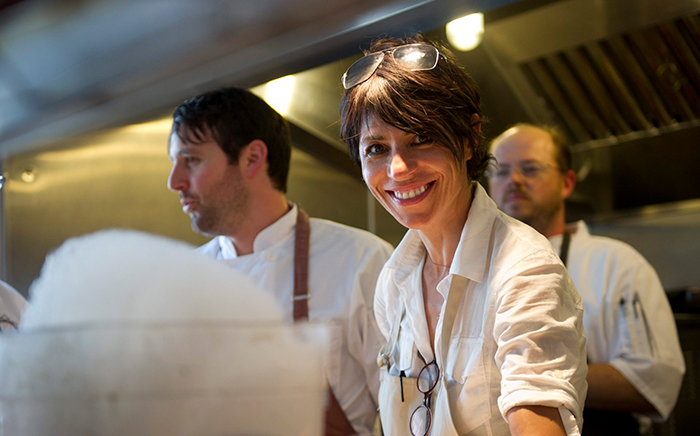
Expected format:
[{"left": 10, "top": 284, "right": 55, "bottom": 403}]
[{"left": 388, "top": 150, "right": 414, "bottom": 180}]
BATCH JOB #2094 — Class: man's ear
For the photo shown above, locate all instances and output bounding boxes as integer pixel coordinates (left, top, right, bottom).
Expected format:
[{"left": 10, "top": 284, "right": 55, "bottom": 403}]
[
  {"left": 239, "top": 139, "right": 268, "bottom": 179},
  {"left": 561, "top": 169, "right": 576, "bottom": 200}
]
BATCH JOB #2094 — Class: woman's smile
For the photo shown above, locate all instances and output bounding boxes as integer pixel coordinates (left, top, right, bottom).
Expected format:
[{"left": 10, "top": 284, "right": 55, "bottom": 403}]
[{"left": 388, "top": 181, "right": 434, "bottom": 202}]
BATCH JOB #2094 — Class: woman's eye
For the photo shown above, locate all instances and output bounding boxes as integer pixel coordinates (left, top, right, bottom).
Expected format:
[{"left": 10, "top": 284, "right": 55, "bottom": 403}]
[
  {"left": 413, "top": 135, "right": 431, "bottom": 145},
  {"left": 364, "top": 144, "right": 385, "bottom": 156}
]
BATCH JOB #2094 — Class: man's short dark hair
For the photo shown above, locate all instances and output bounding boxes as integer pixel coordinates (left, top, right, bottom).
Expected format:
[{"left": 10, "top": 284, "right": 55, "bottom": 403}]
[
  {"left": 339, "top": 35, "right": 492, "bottom": 181},
  {"left": 172, "top": 87, "right": 291, "bottom": 192}
]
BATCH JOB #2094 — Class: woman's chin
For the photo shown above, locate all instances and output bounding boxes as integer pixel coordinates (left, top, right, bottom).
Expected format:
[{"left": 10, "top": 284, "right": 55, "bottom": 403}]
[{"left": 389, "top": 212, "right": 433, "bottom": 231}]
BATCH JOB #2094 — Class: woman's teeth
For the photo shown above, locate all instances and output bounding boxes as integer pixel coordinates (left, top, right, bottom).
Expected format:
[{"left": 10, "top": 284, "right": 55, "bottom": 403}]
[{"left": 394, "top": 184, "right": 428, "bottom": 200}]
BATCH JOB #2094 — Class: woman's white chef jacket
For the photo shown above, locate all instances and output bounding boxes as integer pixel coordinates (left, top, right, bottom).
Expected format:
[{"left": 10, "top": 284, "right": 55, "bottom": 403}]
[
  {"left": 198, "top": 204, "right": 393, "bottom": 436},
  {"left": 550, "top": 222, "right": 685, "bottom": 421},
  {"left": 375, "top": 183, "right": 588, "bottom": 435}
]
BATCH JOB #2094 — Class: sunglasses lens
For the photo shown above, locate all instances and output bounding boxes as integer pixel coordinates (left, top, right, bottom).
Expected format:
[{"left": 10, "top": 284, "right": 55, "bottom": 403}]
[
  {"left": 393, "top": 45, "right": 439, "bottom": 70},
  {"left": 410, "top": 404, "right": 431, "bottom": 436},
  {"left": 417, "top": 361, "right": 439, "bottom": 393},
  {"left": 342, "top": 52, "right": 384, "bottom": 89}
]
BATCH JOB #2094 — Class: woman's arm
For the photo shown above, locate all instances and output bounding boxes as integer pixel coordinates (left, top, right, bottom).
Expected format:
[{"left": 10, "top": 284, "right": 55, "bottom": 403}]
[
  {"left": 494, "top": 253, "right": 587, "bottom": 435},
  {"left": 507, "top": 405, "right": 566, "bottom": 436}
]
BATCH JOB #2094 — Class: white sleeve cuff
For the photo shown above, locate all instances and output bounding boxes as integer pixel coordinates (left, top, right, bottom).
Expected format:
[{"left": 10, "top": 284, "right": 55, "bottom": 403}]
[{"left": 559, "top": 407, "right": 581, "bottom": 436}]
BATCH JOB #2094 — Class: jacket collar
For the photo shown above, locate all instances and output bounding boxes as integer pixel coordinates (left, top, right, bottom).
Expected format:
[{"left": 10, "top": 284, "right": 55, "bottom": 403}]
[
  {"left": 220, "top": 203, "right": 297, "bottom": 258},
  {"left": 386, "top": 183, "right": 496, "bottom": 288}
]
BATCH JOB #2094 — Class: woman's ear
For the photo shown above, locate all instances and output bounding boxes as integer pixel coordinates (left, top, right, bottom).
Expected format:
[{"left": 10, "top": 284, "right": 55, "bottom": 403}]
[
  {"left": 470, "top": 114, "right": 481, "bottom": 133},
  {"left": 463, "top": 114, "right": 482, "bottom": 163}
]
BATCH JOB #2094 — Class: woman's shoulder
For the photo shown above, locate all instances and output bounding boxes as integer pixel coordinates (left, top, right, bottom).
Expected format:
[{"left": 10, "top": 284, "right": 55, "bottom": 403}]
[{"left": 492, "top": 210, "right": 561, "bottom": 262}]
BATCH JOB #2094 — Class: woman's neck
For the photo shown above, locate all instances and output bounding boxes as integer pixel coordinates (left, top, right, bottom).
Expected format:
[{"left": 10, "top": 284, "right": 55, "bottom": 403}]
[{"left": 418, "top": 183, "right": 474, "bottom": 269}]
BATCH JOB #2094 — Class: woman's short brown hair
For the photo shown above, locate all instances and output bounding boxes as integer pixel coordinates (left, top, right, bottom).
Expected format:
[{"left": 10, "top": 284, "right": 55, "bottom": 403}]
[{"left": 339, "top": 35, "right": 492, "bottom": 181}]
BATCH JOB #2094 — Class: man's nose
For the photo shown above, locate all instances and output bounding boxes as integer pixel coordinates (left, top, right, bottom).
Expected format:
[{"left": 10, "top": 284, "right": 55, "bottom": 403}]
[
  {"left": 167, "top": 164, "right": 188, "bottom": 192},
  {"left": 508, "top": 166, "right": 526, "bottom": 184}
]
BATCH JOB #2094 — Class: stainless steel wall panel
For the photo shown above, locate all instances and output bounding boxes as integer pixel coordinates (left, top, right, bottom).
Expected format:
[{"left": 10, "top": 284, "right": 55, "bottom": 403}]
[{"left": 3, "top": 120, "right": 390, "bottom": 296}]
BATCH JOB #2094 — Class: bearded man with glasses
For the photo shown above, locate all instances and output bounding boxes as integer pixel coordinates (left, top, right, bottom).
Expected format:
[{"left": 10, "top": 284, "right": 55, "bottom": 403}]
[{"left": 489, "top": 124, "right": 685, "bottom": 436}]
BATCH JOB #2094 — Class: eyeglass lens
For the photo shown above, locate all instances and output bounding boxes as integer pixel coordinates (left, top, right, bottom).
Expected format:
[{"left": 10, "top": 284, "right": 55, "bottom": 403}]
[
  {"left": 342, "top": 44, "right": 439, "bottom": 89},
  {"left": 393, "top": 45, "right": 439, "bottom": 71},
  {"left": 490, "top": 162, "right": 556, "bottom": 179},
  {"left": 410, "top": 404, "right": 431, "bottom": 436},
  {"left": 342, "top": 52, "right": 384, "bottom": 90},
  {"left": 417, "top": 360, "right": 439, "bottom": 393}
]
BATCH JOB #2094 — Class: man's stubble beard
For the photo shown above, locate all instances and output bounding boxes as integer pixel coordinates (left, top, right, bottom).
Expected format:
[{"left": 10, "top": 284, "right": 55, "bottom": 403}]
[
  {"left": 191, "top": 171, "right": 251, "bottom": 238},
  {"left": 190, "top": 204, "right": 220, "bottom": 237},
  {"left": 511, "top": 196, "right": 562, "bottom": 235}
]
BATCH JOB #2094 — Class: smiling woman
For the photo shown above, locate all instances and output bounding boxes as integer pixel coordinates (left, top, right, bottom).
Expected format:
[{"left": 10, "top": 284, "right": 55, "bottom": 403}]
[
  {"left": 339, "top": 35, "right": 588, "bottom": 436},
  {"left": 357, "top": 112, "right": 472, "bottom": 232}
]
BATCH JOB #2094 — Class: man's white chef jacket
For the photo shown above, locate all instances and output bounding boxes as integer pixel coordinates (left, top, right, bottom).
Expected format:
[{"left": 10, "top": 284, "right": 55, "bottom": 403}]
[
  {"left": 0, "top": 281, "right": 25, "bottom": 331},
  {"left": 375, "top": 183, "right": 588, "bottom": 436},
  {"left": 198, "top": 204, "right": 393, "bottom": 435},
  {"left": 549, "top": 221, "right": 685, "bottom": 421}
]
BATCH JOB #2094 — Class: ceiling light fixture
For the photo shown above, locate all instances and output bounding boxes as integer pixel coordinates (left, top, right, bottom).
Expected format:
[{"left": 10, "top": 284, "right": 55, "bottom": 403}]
[
  {"left": 446, "top": 12, "right": 484, "bottom": 52},
  {"left": 264, "top": 75, "right": 295, "bottom": 116}
]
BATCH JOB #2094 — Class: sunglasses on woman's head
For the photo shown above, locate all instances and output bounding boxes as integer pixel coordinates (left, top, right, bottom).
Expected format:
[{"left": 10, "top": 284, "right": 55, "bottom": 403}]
[{"left": 341, "top": 44, "right": 440, "bottom": 90}]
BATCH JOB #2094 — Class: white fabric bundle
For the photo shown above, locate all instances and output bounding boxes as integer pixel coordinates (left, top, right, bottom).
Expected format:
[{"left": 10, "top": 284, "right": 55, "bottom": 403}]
[
  {"left": 22, "top": 229, "right": 283, "bottom": 327},
  {"left": 0, "top": 230, "right": 327, "bottom": 436}
]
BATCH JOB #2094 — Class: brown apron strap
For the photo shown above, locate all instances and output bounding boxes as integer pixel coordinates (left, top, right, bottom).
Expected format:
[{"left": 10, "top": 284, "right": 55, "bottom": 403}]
[
  {"left": 325, "top": 388, "right": 357, "bottom": 436},
  {"left": 291, "top": 205, "right": 356, "bottom": 435},
  {"left": 293, "top": 206, "right": 311, "bottom": 322}
]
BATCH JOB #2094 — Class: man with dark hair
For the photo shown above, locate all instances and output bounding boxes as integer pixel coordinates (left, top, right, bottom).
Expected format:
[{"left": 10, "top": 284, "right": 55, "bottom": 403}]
[
  {"left": 489, "top": 124, "right": 685, "bottom": 435},
  {"left": 168, "top": 87, "right": 393, "bottom": 436}
]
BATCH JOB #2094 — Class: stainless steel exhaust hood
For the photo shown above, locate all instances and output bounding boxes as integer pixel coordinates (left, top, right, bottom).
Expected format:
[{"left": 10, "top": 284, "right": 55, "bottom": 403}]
[{"left": 474, "top": 0, "right": 700, "bottom": 217}]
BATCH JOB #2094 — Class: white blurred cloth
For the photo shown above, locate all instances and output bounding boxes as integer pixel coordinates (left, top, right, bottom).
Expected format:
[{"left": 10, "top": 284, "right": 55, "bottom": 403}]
[
  {"left": 0, "top": 281, "right": 25, "bottom": 332},
  {"left": 199, "top": 204, "right": 393, "bottom": 435},
  {"left": 549, "top": 221, "right": 685, "bottom": 421},
  {"left": 2, "top": 230, "right": 327, "bottom": 436},
  {"left": 22, "top": 230, "right": 283, "bottom": 329}
]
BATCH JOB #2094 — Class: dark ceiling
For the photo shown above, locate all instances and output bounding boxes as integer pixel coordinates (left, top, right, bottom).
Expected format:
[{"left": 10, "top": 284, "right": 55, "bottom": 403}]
[{"left": 2, "top": 0, "right": 700, "bottom": 218}]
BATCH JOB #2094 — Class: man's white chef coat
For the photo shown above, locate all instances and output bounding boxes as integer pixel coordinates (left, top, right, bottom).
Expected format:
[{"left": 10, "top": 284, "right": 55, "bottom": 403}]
[
  {"left": 549, "top": 221, "right": 685, "bottom": 421},
  {"left": 375, "top": 184, "right": 588, "bottom": 436},
  {"left": 198, "top": 204, "right": 393, "bottom": 435},
  {"left": 0, "top": 281, "right": 25, "bottom": 331}
]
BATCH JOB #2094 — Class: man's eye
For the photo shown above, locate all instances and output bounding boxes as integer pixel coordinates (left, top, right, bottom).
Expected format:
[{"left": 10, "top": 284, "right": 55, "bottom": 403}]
[
  {"left": 185, "top": 157, "right": 200, "bottom": 164},
  {"left": 495, "top": 167, "right": 511, "bottom": 178},
  {"left": 520, "top": 165, "right": 539, "bottom": 177}
]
